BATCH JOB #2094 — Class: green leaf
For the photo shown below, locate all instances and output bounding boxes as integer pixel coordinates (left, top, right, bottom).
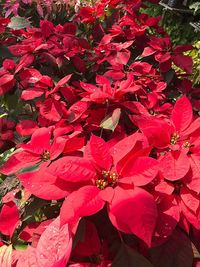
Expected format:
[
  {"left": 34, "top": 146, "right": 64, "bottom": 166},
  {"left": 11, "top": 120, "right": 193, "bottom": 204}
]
[
  {"left": 13, "top": 240, "right": 28, "bottom": 251},
  {"left": 164, "top": 70, "right": 175, "bottom": 85},
  {"left": 112, "top": 243, "right": 153, "bottom": 267},
  {"left": 22, "top": 197, "right": 49, "bottom": 222},
  {"left": 100, "top": 108, "right": 121, "bottom": 132},
  {"left": 8, "top": 16, "right": 30, "bottom": 30},
  {"left": 150, "top": 229, "right": 193, "bottom": 267},
  {"left": 0, "top": 148, "right": 15, "bottom": 165},
  {"left": 18, "top": 163, "right": 39, "bottom": 174},
  {"left": 0, "top": 45, "right": 14, "bottom": 62}
]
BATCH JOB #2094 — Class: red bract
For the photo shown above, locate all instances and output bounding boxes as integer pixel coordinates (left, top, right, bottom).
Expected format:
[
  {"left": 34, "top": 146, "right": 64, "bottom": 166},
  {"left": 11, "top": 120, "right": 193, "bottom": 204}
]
[
  {"left": 16, "top": 216, "right": 72, "bottom": 267},
  {"left": 135, "top": 96, "right": 200, "bottom": 152},
  {"left": 73, "top": 219, "right": 101, "bottom": 257},
  {"left": 0, "top": 201, "right": 20, "bottom": 238},
  {"left": 142, "top": 37, "right": 193, "bottom": 73},
  {"left": 0, "top": 127, "right": 66, "bottom": 175},
  {"left": 0, "top": 55, "right": 34, "bottom": 96},
  {"left": 16, "top": 120, "right": 39, "bottom": 136},
  {"left": 58, "top": 134, "right": 158, "bottom": 247},
  {"left": 0, "top": 118, "right": 15, "bottom": 153},
  {"left": 0, "top": 17, "right": 10, "bottom": 34},
  {"left": 19, "top": 219, "right": 53, "bottom": 247},
  {"left": 154, "top": 174, "right": 200, "bottom": 244}
]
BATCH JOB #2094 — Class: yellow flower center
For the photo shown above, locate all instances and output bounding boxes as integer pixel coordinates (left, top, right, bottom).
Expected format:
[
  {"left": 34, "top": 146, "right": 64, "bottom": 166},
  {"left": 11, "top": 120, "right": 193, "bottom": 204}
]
[
  {"left": 183, "top": 141, "right": 191, "bottom": 148},
  {"left": 41, "top": 150, "right": 51, "bottom": 161},
  {"left": 170, "top": 133, "right": 180, "bottom": 145},
  {"left": 96, "top": 170, "right": 118, "bottom": 190}
]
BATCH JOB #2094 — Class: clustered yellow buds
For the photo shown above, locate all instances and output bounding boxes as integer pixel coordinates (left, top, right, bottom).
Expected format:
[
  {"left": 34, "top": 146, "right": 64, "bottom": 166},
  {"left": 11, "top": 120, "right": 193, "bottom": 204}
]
[
  {"left": 170, "top": 132, "right": 180, "bottom": 145},
  {"left": 41, "top": 150, "right": 51, "bottom": 161},
  {"left": 183, "top": 141, "right": 191, "bottom": 148},
  {"left": 96, "top": 170, "right": 118, "bottom": 190}
]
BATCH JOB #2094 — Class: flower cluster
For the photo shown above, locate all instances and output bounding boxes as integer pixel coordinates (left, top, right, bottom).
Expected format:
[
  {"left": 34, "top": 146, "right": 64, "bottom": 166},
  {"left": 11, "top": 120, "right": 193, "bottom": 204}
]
[{"left": 0, "top": 0, "right": 199, "bottom": 266}]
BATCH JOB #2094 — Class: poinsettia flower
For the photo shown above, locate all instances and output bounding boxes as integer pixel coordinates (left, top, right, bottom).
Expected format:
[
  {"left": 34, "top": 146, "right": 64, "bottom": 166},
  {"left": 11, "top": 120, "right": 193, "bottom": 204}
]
[
  {"left": 142, "top": 37, "right": 193, "bottom": 73},
  {"left": 0, "top": 127, "right": 66, "bottom": 175},
  {"left": 0, "top": 55, "right": 34, "bottom": 96},
  {"left": 153, "top": 166, "right": 200, "bottom": 244},
  {"left": 157, "top": 96, "right": 200, "bottom": 181},
  {"left": 134, "top": 96, "right": 200, "bottom": 152},
  {"left": 58, "top": 134, "right": 158, "bottom": 247},
  {"left": 80, "top": 73, "right": 140, "bottom": 104},
  {"left": 20, "top": 75, "right": 53, "bottom": 101},
  {"left": 94, "top": 35, "right": 133, "bottom": 68},
  {"left": 17, "top": 133, "right": 157, "bottom": 246}
]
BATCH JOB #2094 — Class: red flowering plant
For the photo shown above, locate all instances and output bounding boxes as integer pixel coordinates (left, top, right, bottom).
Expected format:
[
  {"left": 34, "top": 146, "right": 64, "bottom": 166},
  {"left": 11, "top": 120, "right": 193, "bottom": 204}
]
[{"left": 0, "top": 0, "right": 199, "bottom": 266}]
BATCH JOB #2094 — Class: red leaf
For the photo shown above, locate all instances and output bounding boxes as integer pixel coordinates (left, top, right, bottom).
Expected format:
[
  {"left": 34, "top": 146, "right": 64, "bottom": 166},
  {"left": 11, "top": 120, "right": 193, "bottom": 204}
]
[
  {"left": 50, "top": 74, "right": 72, "bottom": 95},
  {"left": 0, "top": 151, "right": 39, "bottom": 175},
  {"left": 67, "top": 101, "right": 90, "bottom": 123},
  {"left": 120, "top": 156, "right": 158, "bottom": 186},
  {"left": 19, "top": 69, "right": 42, "bottom": 84},
  {"left": 0, "top": 201, "right": 20, "bottom": 237},
  {"left": 172, "top": 54, "right": 193, "bottom": 74},
  {"left": 21, "top": 127, "right": 51, "bottom": 154},
  {"left": 171, "top": 96, "right": 193, "bottom": 132},
  {"left": 47, "top": 156, "right": 96, "bottom": 183},
  {"left": 38, "top": 98, "right": 63, "bottom": 122},
  {"left": 72, "top": 56, "right": 86, "bottom": 73},
  {"left": 19, "top": 220, "right": 53, "bottom": 244},
  {"left": 64, "top": 135, "right": 85, "bottom": 154},
  {"left": 63, "top": 22, "right": 77, "bottom": 35},
  {"left": 21, "top": 88, "right": 44, "bottom": 100},
  {"left": 74, "top": 220, "right": 101, "bottom": 256},
  {"left": 16, "top": 246, "right": 38, "bottom": 267},
  {"left": 60, "top": 186, "right": 105, "bottom": 226},
  {"left": 159, "top": 151, "right": 190, "bottom": 181},
  {"left": 36, "top": 216, "right": 72, "bottom": 267},
  {"left": 108, "top": 187, "right": 157, "bottom": 247},
  {"left": 110, "top": 133, "right": 145, "bottom": 166},
  {"left": 142, "top": 47, "right": 155, "bottom": 57},
  {"left": 181, "top": 117, "right": 200, "bottom": 136},
  {"left": 133, "top": 116, "right": 172, "bottom": 148},
  {"left": 84, "top": 135, "right": 113, "bottom": 170},
  {"left": 180, "top": 187, "right": 199, "bottom": 213},
  {"left": 187, "top": 155, "right": 200, "bottom": 193},
  {"left": 40, "top": 20, "right": 54, "bottom": 38},
  {"left": 0, "top": 74, "right": 14, "bottom": 86},
  {"left": 114, "top": 51, "right": 130, "bottom": 65},
  {"left": 16, "top": 120, "right": 39, "bottom": 136},
  {"left": 18, "top": 165, "right": 69, "bottom": 200},
  {"left": 16, "top": 217, "right": 72, "bottom": 267},
  {"left": 174, "top": 45, "right": 193, "bottom": 53},
  {"left": 154, "top": 195, "right": 179, "bottom": 245}
]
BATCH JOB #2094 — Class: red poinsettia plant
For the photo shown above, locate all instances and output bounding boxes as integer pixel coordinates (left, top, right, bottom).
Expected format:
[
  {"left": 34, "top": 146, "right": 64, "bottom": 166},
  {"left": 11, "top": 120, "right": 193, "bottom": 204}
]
[{"left": 0, "top": 0, "right": 199, "bottom": 266}]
